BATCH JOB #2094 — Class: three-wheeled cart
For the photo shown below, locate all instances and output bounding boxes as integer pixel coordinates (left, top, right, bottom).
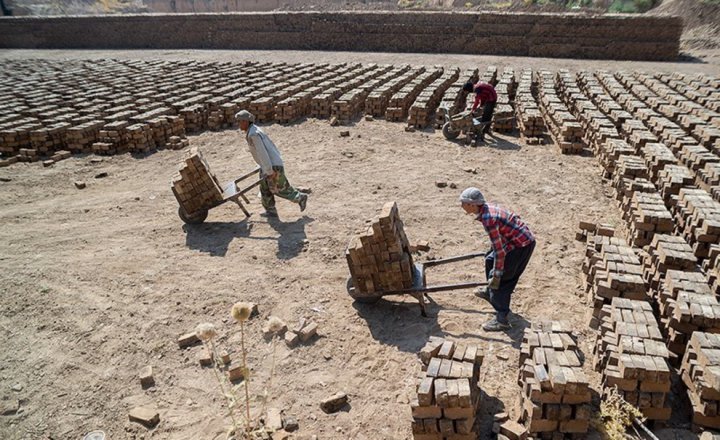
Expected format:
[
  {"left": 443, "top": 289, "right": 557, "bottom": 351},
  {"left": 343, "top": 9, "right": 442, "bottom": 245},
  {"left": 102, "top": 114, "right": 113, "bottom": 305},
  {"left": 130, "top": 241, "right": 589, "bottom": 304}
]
[{"left": 346, "top": 252, "right": 488, "bottom": 316}]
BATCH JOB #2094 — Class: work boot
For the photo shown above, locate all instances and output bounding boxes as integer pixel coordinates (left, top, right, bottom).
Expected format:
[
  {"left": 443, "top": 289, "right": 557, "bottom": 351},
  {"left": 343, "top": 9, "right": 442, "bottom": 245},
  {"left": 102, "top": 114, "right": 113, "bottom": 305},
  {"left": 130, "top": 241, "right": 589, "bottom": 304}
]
[
  {"left": 482, "top": 318, "right": 511, "bottom": 332},
  {"left": 473, "top": 286, "right": 491, "bottom": 304},
  {"left": 260, "top": 209, "right": 278, "bottom": 218},
  {"left": 298, "top": 193, "right": 308, "bottom": 212}
]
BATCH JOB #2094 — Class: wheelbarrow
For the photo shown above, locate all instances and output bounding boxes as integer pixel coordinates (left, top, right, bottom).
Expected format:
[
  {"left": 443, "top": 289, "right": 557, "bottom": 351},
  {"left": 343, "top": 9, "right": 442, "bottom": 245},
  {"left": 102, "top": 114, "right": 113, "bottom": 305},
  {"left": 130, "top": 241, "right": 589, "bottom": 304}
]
[
  {"left": 346, "top": 252, "right": 488, "bottom": 317},
  {"left": 442, "top": 110, "right": 513, "bottom": 146},
  {"left": 176, "top": 168, "right": 263, "bottom": 225}
]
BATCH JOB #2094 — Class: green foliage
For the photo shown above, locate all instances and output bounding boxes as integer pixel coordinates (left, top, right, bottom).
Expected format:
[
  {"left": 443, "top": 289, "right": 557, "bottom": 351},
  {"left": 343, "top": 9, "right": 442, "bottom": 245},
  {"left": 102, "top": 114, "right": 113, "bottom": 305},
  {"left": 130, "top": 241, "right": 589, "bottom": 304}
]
[{"left": 608, "top": 0, "right": 658, "bottom": 13}]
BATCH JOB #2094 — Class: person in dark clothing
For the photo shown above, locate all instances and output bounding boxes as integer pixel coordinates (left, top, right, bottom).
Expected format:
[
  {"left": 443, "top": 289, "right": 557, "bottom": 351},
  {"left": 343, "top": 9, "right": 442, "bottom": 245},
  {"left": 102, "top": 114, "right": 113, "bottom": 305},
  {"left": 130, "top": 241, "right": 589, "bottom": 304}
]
[
  {"left": 459, "top": 187, "right": 536, "bottom": 332},
  {"left": 463, "top": 81, "right": 497, "bottom": 141}
]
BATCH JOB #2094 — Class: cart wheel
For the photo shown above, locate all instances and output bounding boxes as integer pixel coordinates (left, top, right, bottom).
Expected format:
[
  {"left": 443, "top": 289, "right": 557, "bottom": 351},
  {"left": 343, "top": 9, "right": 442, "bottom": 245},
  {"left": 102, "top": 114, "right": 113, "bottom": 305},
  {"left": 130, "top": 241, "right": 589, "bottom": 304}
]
[
  {"left": 346, "top": 277, "right": 381, "bottom": 304},
  {"left": 442, "top": 121, "right": 460, "bottom": 140},
  {"left": 178, "top": 206, "right": 208, "bottom": 225}
]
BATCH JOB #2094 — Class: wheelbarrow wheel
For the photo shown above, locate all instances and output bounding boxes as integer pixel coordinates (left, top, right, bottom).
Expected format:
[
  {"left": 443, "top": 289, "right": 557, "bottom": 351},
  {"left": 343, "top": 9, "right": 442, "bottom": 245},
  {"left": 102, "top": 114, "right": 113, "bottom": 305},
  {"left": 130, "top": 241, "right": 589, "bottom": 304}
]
[
  {"left": 346, "top": 277, "right": 381, "bottom": 304},
  {"left": 178, "top": 206, "right": 208, "bottom": 225},
  {"left": 442, "top": 121, "right": 460, "bottom": 140}
]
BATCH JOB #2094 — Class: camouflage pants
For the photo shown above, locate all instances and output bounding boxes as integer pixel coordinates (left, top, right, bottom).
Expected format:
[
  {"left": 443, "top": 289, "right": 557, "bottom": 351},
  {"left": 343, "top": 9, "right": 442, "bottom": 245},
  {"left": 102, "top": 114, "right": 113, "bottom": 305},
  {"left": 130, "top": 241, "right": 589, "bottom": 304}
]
[{"left": 260, "top": 166, "right": 300, "bottom": 211}]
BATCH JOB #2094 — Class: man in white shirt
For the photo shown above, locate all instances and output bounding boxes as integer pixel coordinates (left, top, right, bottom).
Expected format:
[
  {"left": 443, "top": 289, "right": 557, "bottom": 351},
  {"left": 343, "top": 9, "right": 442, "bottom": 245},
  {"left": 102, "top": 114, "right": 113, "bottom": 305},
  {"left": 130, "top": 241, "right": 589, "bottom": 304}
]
[{"left": 236, "top": 110, "right": 308, "bottom": 218}]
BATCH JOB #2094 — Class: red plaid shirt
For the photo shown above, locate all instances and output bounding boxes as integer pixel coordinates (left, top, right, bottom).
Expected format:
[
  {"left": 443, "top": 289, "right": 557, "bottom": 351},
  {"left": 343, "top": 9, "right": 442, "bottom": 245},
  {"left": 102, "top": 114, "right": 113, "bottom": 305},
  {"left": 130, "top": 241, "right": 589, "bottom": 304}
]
[{"left": 476, "top": 203, "right": 534, "bottom": 275}]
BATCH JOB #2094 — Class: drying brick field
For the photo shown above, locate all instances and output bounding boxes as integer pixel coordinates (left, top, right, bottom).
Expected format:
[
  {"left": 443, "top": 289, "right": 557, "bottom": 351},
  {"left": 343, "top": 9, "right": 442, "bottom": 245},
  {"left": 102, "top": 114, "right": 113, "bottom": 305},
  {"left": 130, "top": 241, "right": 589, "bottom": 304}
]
[{"left": 0, "top": 49, "right": 719, "bottom": 440}]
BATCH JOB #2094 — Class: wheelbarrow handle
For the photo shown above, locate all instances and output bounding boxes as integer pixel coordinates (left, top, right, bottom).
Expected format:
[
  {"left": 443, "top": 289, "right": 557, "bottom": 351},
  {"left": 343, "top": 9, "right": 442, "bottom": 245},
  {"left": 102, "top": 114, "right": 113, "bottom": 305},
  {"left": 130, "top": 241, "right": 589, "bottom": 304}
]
[{"left": 234, "top": 167, "right": 261, "bottom": 184}]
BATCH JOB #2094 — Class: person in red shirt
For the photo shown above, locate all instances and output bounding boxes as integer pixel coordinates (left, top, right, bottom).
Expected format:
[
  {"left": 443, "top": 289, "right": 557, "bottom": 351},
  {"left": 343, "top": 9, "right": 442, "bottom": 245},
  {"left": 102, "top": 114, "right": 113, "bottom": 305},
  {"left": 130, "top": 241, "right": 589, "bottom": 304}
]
[
  {"left": 463, "top": 81, "right": 497, "bottom": 142},
  {"left": 459, "top": 187, "right": 535, "bottom": 331}
]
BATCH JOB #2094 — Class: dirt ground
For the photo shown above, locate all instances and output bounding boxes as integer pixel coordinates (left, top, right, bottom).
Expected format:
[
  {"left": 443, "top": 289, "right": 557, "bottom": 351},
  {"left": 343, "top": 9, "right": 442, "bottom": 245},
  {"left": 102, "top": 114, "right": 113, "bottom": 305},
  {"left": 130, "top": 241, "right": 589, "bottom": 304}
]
[{"left": 1, "top": 50, "right": 719, "bottom": 440}]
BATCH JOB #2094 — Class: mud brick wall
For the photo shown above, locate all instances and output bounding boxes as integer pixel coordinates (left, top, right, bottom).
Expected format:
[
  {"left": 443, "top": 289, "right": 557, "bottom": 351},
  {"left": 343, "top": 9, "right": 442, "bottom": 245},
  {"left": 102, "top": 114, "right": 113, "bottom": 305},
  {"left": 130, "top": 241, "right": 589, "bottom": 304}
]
[{"left": 0, "top": 12, "right": 682, "bottom": 61}]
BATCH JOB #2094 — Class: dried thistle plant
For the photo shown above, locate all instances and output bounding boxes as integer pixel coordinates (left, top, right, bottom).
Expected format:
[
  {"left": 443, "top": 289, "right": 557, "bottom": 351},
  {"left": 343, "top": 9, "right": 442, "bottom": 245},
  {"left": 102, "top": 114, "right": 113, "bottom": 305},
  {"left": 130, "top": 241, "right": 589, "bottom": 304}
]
[
  {"left": 231, "top": 302, "right": 253, "bottom": 323},
  {"left": 595, "top": 386, "right": 645, "bottom": 440},
  {"left": 196, "top": 322, "right": 243, "bottom": 435},
  {"left": 259, "top": 317, "right": 285, "bottom": 419}
]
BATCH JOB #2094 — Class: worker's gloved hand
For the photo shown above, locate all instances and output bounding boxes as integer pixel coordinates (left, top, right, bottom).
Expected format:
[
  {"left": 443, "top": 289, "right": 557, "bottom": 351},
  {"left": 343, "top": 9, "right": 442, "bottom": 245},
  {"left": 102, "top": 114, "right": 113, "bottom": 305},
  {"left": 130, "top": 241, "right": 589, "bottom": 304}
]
[{"left": 489, "top": 275, "right": 502, "bottom": 290}]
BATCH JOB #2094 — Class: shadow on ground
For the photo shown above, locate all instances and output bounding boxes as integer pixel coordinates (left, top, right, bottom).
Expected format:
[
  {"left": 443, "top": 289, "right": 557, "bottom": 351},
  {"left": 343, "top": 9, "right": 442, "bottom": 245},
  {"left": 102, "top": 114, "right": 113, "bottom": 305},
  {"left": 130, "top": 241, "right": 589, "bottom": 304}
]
[
  {"left": 183, "top": 215, "right": 313, "bottom": 258},
  {"left": 352, "top": 294, "right": 445, "bottom": 353}
]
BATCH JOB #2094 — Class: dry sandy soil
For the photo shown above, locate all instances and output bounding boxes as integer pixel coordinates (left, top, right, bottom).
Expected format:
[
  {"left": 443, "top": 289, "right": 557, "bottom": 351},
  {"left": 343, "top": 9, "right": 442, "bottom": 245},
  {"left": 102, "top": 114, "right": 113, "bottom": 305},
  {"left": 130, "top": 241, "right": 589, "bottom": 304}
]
[{"left": 0, "top": 50, "right": 718, "bottom": 440}]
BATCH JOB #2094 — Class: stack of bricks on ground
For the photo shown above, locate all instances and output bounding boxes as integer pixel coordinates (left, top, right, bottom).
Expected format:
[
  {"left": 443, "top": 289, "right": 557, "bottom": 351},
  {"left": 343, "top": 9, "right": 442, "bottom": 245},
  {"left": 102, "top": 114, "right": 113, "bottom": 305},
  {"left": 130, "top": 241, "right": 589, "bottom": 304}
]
[
  {"left": 171, "top": 147, "right": 224, "bottom": 215},
  {"left": 580, "top": 226, "right": 649, "bottom": 329},
  {"left": 345, "top": 201, "right": 414, "bottom": 295},
  {"left": 411, "top": 337, "right": 484, "bottom": 440},
  {"left": 537, "top": 70, "right": 585, "bottom": 154},
  {"left": 3, "top": 59, "right": 717, "bottom": 167},
  {"left": 680, "top": 332, "right": 720, "bottom": 430},
  {"left": 516, "top": 321, "right": 591, "bottom": 439},
  {"left": 593, "top": 297, "right": 672, "bottom": 422},
  {"left": 514, "top": 69, "right": 546, "bottom": 144}
]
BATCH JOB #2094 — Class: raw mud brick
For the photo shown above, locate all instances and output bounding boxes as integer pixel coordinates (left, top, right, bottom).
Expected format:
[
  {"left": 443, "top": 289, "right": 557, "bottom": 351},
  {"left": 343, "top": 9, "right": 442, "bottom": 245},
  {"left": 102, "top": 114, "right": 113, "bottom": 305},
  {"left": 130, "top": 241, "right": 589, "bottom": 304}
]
[{"left": 128, "top": 407, "right": 160, "bottom": 428}]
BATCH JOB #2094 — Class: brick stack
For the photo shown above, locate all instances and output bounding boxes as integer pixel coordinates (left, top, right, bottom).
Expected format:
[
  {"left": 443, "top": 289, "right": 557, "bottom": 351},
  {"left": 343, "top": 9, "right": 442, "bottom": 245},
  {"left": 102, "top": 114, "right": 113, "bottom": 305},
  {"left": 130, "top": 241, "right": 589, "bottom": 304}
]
[
  {"left": 593, "top": 298, "right": 672, "bottom": 422},
  {"left": 179, "top": 104, "right": 208, "bottom": 133},
  {"left": 492, "top": 68, "right": 516, "bottom": 134},
  {"left": 583, "top": 234, "right": 647, "bottom": 329},
  {"left": 29, "top": 122, "right": 69, "bottom": 155},
  {"left": 385, "top": 70, "right": 443, "bottom": 122},
  {"left": 642, "top": 234, "right": 697, "bottom": 296},
  {"left": 411, "top": 337, "right": 484, "bottom": 440},
  {"left": 674, "top": 188, "right": 720, "bottom": 259},
  {"left": 435, "top": 68, "right": 479, "bottom": 129},
  {"left": 657, "top": 270, "right": 718, "bottom": 360},
  {"left": 537, "top": 71, "right": 584, "bottom": 154},
  {"left": 366, "top": 68, "right": 423, "bottom": 118},
  {"left": 171, "top": 147, "right": 224, "bottom": 216},
  {"left": 515, "top": 69, "right": 545, "bottom": 144},
  {"left": 311, "top": 88, "right": 344, "bottom": 119},
  {"left": 612, "top": 155, "right": 653, "bottom": 206},
  {"left": 657, "top": 164, "right": 696, "bottom": 207},
  {"left": 345, "top": 201, "right": 414, "bottom": 297},
  {"left": 126, "top": 123, "right": 155, "bottom": 153},
  {"left": 705, "top": 246, "right": 720, "bottom": 296},
  {"left": 680, "top": 332, "right": 720, "bottom": 430},
  {"left": 66, "top": 120, "right": 104, "bottom": 153},
  {"left": 407, "top": 69, "right": 459, "bottom": 129},
  {"left": 597, "top": 140, "right": 635, "bottom": 178},
  {"left": 517, "top": 321, "right": 591, "bottom": 438},
  {"left": 625, "top": 192, "right": 674, "bottom": 247}
]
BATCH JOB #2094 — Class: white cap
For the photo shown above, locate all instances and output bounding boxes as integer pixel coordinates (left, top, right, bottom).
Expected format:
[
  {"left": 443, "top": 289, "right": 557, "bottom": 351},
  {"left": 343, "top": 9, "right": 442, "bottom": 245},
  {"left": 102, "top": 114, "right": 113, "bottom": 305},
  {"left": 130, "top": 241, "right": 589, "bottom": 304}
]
[
  {"left": 459, "top": 187, "right": 485, "bottom": 205},
  {"left": 235, "top": 110, "right": 255, "bottom": 123}
]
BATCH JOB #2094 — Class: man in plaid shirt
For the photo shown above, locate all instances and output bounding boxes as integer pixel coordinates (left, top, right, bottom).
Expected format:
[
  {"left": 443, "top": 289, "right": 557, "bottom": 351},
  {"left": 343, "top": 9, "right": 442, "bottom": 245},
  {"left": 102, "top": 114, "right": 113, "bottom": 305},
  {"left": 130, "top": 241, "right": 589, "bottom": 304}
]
[{"left": 459, "top": 187, "right": 536, "bottom": 331}]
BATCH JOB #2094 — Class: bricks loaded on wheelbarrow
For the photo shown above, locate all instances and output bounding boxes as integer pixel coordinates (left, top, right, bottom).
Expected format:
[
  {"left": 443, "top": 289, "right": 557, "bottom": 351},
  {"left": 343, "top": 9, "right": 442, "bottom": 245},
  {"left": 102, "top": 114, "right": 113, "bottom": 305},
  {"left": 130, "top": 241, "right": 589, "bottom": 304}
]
[
  {"left": 171, "top": 147, "right": 263, "bottom": 224},
  {"left": 345, "top": 201, "right": 486, "bottom": 316}
]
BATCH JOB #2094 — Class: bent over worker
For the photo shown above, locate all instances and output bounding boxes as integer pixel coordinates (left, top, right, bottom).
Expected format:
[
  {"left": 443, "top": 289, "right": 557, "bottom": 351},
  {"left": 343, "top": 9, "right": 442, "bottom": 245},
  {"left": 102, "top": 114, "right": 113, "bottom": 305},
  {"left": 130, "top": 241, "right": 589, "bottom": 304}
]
[
  {"left": 459, "top": 187, "right": 535, "bottom": 332},
  {"left": 463, "top": 81, "right": 497, "bottom": 141},
  {"left": 236, "top": 110, "right": 308, "bottom": 218}
]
